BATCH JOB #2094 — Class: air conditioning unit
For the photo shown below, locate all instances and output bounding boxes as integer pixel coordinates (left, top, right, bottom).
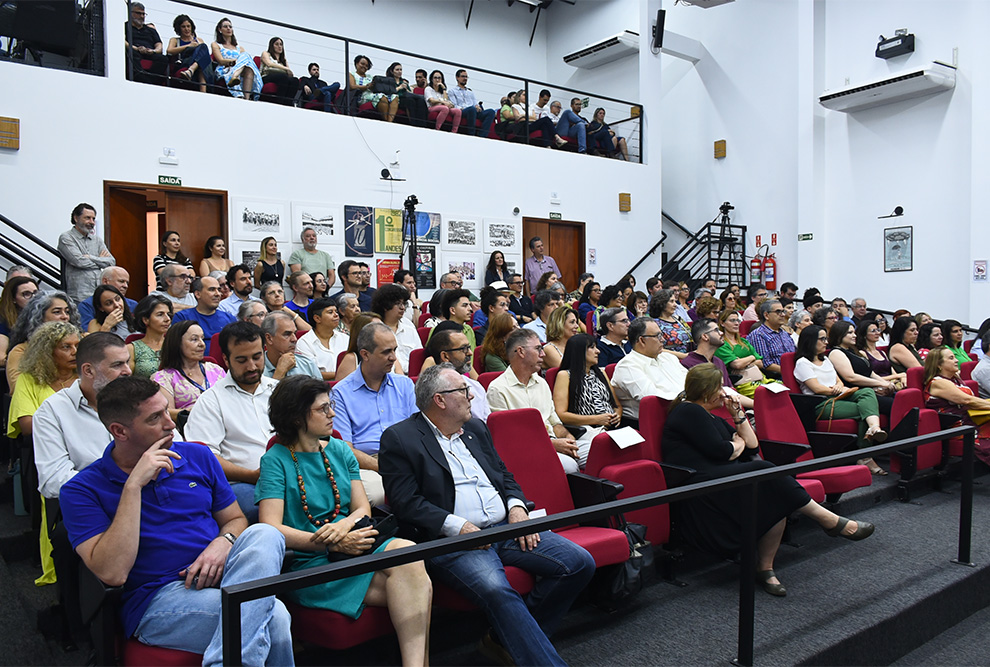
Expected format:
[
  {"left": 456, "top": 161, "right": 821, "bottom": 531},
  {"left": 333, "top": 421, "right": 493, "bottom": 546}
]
[
  {"left": 563, "top": 31, "right": 639, "bottom": 69},
  {"left": 818, "top": 61, "right": 956, "bottom": 113}
]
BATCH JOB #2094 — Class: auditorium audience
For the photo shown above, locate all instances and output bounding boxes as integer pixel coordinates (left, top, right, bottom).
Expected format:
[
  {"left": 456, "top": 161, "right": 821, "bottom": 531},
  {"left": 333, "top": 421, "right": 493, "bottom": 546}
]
[
  {"left": 972, "top": 332, "right": 990, "bottom": 398},
  {"left": 392, "top": 270, "right": 423, "bottom": 323},
  {"left": 260, "top": 37, "right": 300, "bottom": 104},
  {"left": 794, "top": 325, "right": 887, "bottom": 474},
  {"left": 487, "top": 327, "right": 580, "bottom": 469},
  {"left": 923, "top": 346, "right": 990, "bottom": 464},
  {"left": 536, "top": 271, "right": 559, "bottom": 294},
  {"left": 332, "top": 322, "right": 416, "bottom": 506},
  {"left": 238, "top": 298, "right": 268, "bottom": 326},
  {"left": 856, "top": 319, "right": 901, "bottom": 385},
  {"left": 888, "top": 316, "right": 924, "bottom": 374},
  {"left": 941, "top": 319, "right": 971, "bottom": 366},
  {"left": 485, "top": 251, "right": 509, "bottom": 286},
  {"left": 184, "top": 322, "right": 276, "bottom": 522},
  {"left": 524, "top": 289, "right": 562, "bottom": 343},
  {"left": 471, "top": 287, "right": 510, "bottom": 343},
  {"left": 553, "top": 334, "right": 622, "bottom": 466},
  {"left": 915, "top": 312, "right": 934, "bottom": 328},
  {"left": 872, "top": 312, "right": 891, "bottom": 347},
  {"left": 663, "top": 363, "right": 874, "bottom": 597},
  {"left": 7, "top": 291, "right": 78, "bottom": 391},
  {"left": 153, "top": 264, "right": 196, "bottom": 311},
  {"left": 577, "top": 281, "right": 602, "bottom": 322},
  {"left": 349, "top": 54, "right": 399, "bottom": 121},
  {"left": 385, "top": 62, "right": 427, "bottom": 126},
  {"left": 481, "top": 311, "right": 517, "bottom": 372},
  {"left": 211, "top": 17, "right": 262, "bottom": 99},
  {"left": 127, "top": 294, "right": 172, "bottom": 378},
  {"left": 588, "top": 107, "right": 628, "bottom": 159},
  {"left": 336, "top": 292, "right": 362, "bottom": 335},
  {"left": 335, "top": 314, "right": 404, "bottom": 382},
  {"left": 715, "top": 309, "right": 770, "bottom": 399},
  {"left": 86, "top": 285, "right": 135, "bottom": 339},
  {"left": 310, "top": 272, "right": 329, "bottom": 300},
  {"left": 285, "top": 270, "right": 314, "bottom": 317},
  {"left": 424, "top": 70, "right": 462, "bottom": 132},
  {"left": 542, "top": 305, "right": 580, "bottom": 370},
  {"left": 788, "top": 308, "right": 812, "bottom": 345},
  {"left": 152, "top": 320, "right": 226, "bottom": 424},
  {"left": 262, "top": 312, "right": 322, "bottom": 381},
  {"left": 592, "top": 284, "right": 624, "bottom": 332},
  {"left": 746, "top": 300, "right": 795, "bottom": 376},
  {"left": 300, "top": 62, "right": 341, "bottom": 114},
  {"left": 827, "top": 320, "right": 896, "bottom": 418},
  {"left": 0, "top": 276, "right": 38, "bottom": 366},
  {"left": 257, "top": 376, "right": 431, "bottom": 663},
  {"left": 651, "top": 288, "right": 691, "bottom": 358},
  {"left": 612, "top": 317, "right": 688, "bottom": 428},
  {"left": 811, "top": 306, "right": 838, "bottom": 333},
  {"left": 596, "top": 307, "right": 631, "bottom": 368},
  {"left": 125, "top": 2, "right": 167, "bottom": 80},
  {"left": 259, "top": 281, "right": 311, "bottom": 331},
  {"left": 916, "top": 322, "right": 944, "bottom": 360},
  {"left": 8, "top": 322, "right": 81, "bottom": 440},
  {"left": 168, "top": 14, "right": 212, "bottom": 91},
  {"left": 171, "top": 276, "right": 235, "bottom": 357},
  {"left": 295, "top": 298, "right": 347, "bottom": 381},
  {"left": 683, "top": 318, "right": 756, "bottom": 409},
  {"left": 719, "top": 288, "right": 739, "bottom": 314},
  {"left": 511, "top": 90, "right": 558, "bottom": 147},
  {"left": 424, "top": 325, "right": 489, "bottom": 420},
  {"left": 218, "top": 264, "right": 254, "bottom": 317},
  {"left": 741, "top": 284, "right": 768, "bottom": 322},
  {"left": 254, "top": 237, "right": 286, "bottom": 288},
  {"left": 199, "top": 235, "right": 233, "bottom": 277},
  {"left": 507, "top": 273, "right": 534, "bottom": 324},
  {"left": 58, "top": 203, "right": 115, "bottom": 305},
  {"left": 372, "top": 284, "right": 421, "bottom": 371}
]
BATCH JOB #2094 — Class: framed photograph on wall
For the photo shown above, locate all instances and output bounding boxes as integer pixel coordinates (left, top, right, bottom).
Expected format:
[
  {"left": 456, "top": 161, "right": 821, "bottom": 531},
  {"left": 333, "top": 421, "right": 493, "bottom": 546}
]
[
  {"left": 344, "top": 205, "right": 375, "bottom": 257},
  {"left": 415, "top": 211, "right": 442, "bottom": 244},
  {"left": 445, "top": 253, "right": 482, "bottom": 289},
  {"left": 231, "top": 197, "right": 288, "bottom": 241},
  {"left": 229, "top": 239, "right": 265, "bottom": 273},
  {"left": 883, "top": 226, "right": 913, "bottom": 272},
  {"left": 483, "top": 218, "right": 521, "bottom": 255},
  {"left": 442, "top": 216, "right": 481, "bottom": 252},
  {"left": 290, "top": 202, "right": 343, "bottom": 245}
]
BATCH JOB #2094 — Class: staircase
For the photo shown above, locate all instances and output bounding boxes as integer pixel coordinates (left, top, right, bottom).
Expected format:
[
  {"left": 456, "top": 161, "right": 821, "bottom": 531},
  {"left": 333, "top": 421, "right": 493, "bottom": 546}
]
[
  {"left": 657, "top": 209, "right": 747, "bottom": 294},
  {"left": 0, "top": 212, "right": 64, "bottom": 289}
]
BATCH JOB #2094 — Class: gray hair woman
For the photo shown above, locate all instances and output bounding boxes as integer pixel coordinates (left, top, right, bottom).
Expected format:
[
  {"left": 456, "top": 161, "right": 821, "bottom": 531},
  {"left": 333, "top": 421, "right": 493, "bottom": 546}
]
[
  {"left": 238, "top": 298, "right": 267, "bottom": 325},
  {"left": 335, "top": 292, "right": 361, "bottom": 335},
  {"left": 788, "top": 308, "right": 813, "bottom": 345},
  {"left": 7, "top": 291, "right": 79, "bottom": 390}
]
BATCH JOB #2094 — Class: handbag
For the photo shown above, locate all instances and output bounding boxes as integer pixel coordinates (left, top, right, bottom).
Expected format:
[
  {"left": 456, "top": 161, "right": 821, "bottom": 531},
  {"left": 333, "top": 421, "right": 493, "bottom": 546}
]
[
  {"left": 589, "top": 520, "right": 653, "bottom": 608},
  {"left": 326, "top": 514, "right": 398, "bottom": 562},
  {"left": 370, "top": 75, "right": 397, "bottom": 96}
]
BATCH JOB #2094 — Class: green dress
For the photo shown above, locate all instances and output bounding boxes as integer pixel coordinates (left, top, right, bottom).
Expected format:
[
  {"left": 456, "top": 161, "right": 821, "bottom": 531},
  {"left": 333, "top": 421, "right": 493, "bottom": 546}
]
[
  {"left": 255, "top": 438, "right": 391, "bottom": 617},
  {"left": 131, "top": 339, "right": 161, "bottom": 379},
  {"left": 950, "top": 345, "right": 973, "bottom": 366},
  {"left": 485, "top": 353, "right": 509, "bottom": 372}
]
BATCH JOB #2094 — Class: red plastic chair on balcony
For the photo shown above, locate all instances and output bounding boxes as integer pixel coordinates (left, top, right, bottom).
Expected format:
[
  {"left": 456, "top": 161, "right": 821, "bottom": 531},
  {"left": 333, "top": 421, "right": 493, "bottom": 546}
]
[{"left": 487, "top": 409, "right": 630, "bottom": 568}]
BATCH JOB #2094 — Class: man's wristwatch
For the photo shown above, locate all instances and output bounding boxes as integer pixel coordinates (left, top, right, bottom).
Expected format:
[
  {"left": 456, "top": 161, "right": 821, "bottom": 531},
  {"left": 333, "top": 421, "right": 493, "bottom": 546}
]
[{"left": 221, "top": 532, "right": 237, "bottom": 545}]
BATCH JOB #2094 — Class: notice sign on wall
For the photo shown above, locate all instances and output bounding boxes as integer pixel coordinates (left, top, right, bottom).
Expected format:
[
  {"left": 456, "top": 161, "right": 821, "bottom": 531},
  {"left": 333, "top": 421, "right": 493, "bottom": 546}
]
[{"left": 974, "top": 260, "right": 987, "bottom": 282}]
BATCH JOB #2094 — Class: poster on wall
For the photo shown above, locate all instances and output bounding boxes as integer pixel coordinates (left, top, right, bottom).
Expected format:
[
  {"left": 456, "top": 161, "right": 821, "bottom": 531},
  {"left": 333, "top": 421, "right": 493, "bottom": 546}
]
[
  {"left": 374, "top": 208, "right": 404, "bottom": 254},
  {"left": 415, "top": 211, "right": 441, "bottom": 244},
  {"left": 501, "top": 255, "right": 522, "bottom": 282},
  {"left": 377, "top": 258, "right": 402, "bottom": 286},
  {"left": 446, "top": 254, "right": 481, "bottom": 289},
  {"left": 291, "top": 202, "right": 343, "bottom": 244},
  {"left": 229, "top": 240, "right": 263, "bottom": 272},
  {"left": 442, "top": 216, "right": 481, "bottom": 252},
  {"left": 883, "top": 226, "right": 912, "bottom": 273},
  {"left": 415, "top": 246, "right": 437, "bottom": 290},
  {"left": 344, "top": 205, "right": 374, "bottom": 257},
  {"left": 483, "top": 218, "right": 521, "bottom": 255},
  {"left": 231, "top": 197, "right": 288, "bottom": 241}
]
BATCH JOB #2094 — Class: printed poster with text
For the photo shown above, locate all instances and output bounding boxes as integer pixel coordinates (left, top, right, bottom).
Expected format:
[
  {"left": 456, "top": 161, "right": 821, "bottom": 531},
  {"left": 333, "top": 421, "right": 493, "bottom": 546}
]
[
  {"left": 377, "top": 258, "right": 401, "bottom": 286},
  {"left": 344, "top": 205, "right": 374, "bottom": 257},
  {"left": 375, "top": 208, "right": 404, "bottom": 254}
]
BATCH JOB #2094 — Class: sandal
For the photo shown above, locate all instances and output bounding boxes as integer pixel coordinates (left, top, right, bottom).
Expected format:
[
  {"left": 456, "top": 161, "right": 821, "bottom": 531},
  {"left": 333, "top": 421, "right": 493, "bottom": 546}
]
[
  {"left": 824, "top": 516, "right": 875, "bottom": 541},
  {"left": 865, "top": 426, "right": 887, "bottom": 443},
  {"left": 857, "top": 457, "right": 888, "bottom": 476},
  {"left": 179, "top": 68, "right": 193, "bottom": 80},
  {"left": 554, "top": 135, "right": 567, "bottom": 148},
  {"left": 755, "top": 569, "right": 787, "bottom": 597}
]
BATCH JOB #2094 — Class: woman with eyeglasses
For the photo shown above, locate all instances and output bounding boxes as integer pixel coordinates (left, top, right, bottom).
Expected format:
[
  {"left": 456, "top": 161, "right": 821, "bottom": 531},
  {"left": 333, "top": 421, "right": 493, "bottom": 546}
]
[
  {"left": 674, "top": 282, "right": 692, "bottom": 322},
  {"left": 0, "top": 276, "right": 38, "bottom": 367},
  {"left": 372, "top": 284, "right": 421, "bottom": 371},
  {"left": 258, "top": 376, "right": 432, "bottom": 665},
  {"left": 715, "top": 309, "right": 777, "bottom": 398},
  {"left": 811, "top": 306, "right": 839, "bottom": 336},
  {"left": 152, "top": 320, "right": 226, "bottom": 424},
  {"left": 650, "top": 288, "right": 691, "bottom": 359},
  {"left": 872, "top": 313, "right": 890, "bottom": 347},
  {"left": 888, "top": 316, "right": 923, "bottom": 375},
  {"left": 424, "top": 69, "right": 462, "bottom": 133},
  {"left": 794, "top": 325, "right": 887, "bottom": 473},
  {"left": 259, "top": 281, "right": 311, "bottom": 331},
  {"left": 577, "top": 281, "right": 601, "bottom": 323},
  {"left": 719, "top": 288, "right": 740, "bottom": 315},
  {"left": 553, "top": 334, "right": 621, "bottom": 467},
  {"left": 238, "top": 298, "right": 268, "bottom": 326}
]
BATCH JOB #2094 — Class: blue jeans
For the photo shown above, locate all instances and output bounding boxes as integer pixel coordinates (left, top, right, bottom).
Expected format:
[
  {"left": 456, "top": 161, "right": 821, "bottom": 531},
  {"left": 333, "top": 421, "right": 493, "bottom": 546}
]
[
  {"left": 318, "top": 83, "right": 341, "bottom": 113},
  {"left": 460, "top": 105, "right": 497, "bottom": 137},
  {"left": 554, "top": 109, "right": 587, "bottom": 152},
  {"left": 134, "top": 524, "right": 293, "bottom": 667},
  {"left": 429, "top": 527, "right": 595, "bottom": 666},
  {"left": 231, "top": 482, "right": 258, "bottom": 523}
]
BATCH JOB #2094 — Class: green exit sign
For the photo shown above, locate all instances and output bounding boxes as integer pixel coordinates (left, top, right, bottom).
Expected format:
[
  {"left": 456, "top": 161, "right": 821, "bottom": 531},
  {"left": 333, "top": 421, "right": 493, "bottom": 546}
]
[
  {"left": 549, "top": 212, "right": 562, "bottom": 220},
  {"left": 798, "top": 233, "right": 813, "bottom": 241},
  {"left": 159, "top": 175, "right": 181, "bottom": 186}
]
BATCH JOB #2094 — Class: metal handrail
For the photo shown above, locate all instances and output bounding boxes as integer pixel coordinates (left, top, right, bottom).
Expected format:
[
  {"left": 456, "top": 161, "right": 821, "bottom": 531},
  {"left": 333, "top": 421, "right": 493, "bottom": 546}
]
[
  {"left": 221, "top": 424, "right": 976, "bottom": 666},
  {"left": 0, "top": 212, "right": 64, "bottom": 289},
  {"left": 870, "top": 308, "right": 979, "bottom": 335}
]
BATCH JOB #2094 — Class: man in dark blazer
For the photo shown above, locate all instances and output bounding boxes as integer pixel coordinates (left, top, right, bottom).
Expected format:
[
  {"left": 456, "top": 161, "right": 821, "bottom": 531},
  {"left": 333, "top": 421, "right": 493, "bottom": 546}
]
[{"left": 380, "top": 364, "right": 595, "bottom": 667}]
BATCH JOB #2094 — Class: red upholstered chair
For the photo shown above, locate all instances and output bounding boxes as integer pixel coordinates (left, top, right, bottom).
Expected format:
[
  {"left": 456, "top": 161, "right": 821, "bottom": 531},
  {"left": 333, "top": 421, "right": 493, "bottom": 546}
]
[
  {"left": 417, "top": 327, "right": 430, "bottom": 346},
  {"left": 122, "top": 642, "right": 201, "bottom": 666},
  {"left": 604, "top": 363, "right": 617, "bottom": 379},
  {"left": 753, "top": 386, "right": 872, "bottom": 502},
  {"left": 417, "top": 310, "right": 431, "bottom": 328},
  {"left": 585, "top": 311, "right": 596, "bottom": 335},
  {"left": 124, "top": 333, "right": 145, "bottom": 344},
  {"left": 545, "top": 367, "right": 560, "bottom": 392},
  {"left": 739, "top": 320, "right": 758, "bottom": 337},
  {"left": 472, "top": 346, "right": 486, "bottom": 375},
  {"left": 487, "top": 409, "right": 630, "bottom": 568},
  {"left": 295, "top": 329, "right": 307, "bottom": 340},
  {"left": 336, "top": 350, "right": 349, "bottom": 370},
  {"left": 637, "top": 395, "right": 671, "bottom": 461},
  {"left": 210, "top": 332, "right": 226, "bottom": 369},
  {"left": 961, "top": 360, "right": 977, "bottom": 381},
  {"left": 433, "top": 568, "right": 535, "bottom": 610},
  {"left": 964, "top": 338, "right": 975, "bottom": 353},
  {"left": 407, "top": 348, "right": 426, "bottom": 378},
  {"left": 886, "top": 388, "right": 947, "bottom": 480},
  {"left": 203, "top": 356, "right": 221, "bottom": 366},
  {"left": 477, "top": 371, "right": 501, "bottom": 390},
  {"left": 284, "top": 602, "right": 395, "bottom": 650},
  {"left": 906, "top": 366, "right": 925, "bottom": 390}
]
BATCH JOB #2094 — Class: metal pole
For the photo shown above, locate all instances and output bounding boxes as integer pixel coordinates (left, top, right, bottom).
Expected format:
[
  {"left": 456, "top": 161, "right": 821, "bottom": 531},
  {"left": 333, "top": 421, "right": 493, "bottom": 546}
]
[
  {"left": 222, "top": 589, "right": 243, "bottom": 666},
  {"left": 524, "top": 81, "right": 530, "bottom": 143},
  {"left": 952, "top": 428, "right": 975, "bottom": 567},
  {"left": 734, "top": 483, "right": 757, "bottom": 666},
  {"left": 344, "top": 40, "right": 350, "bottom": 116},
  {"left": 638, "top": 105, "right": 644, "bottom": 164}
]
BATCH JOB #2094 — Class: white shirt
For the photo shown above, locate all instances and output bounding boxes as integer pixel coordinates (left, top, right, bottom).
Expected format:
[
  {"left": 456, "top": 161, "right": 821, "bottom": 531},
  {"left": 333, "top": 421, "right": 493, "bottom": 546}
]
[
  {"left": 465, "top": 374, "right": 490, "bottom": 422},
  {"left": 153, "top": 290, "right": 197, "bottom": 307},
  {"left": 424, "top": 85, "right": 446, "bottom": 106},
  {"left": 794, "top": 357, "right": 837, "bottom": 396},
  {"left": 546, "top": 110, "right": 561, "bottom": 125},
  {"left": 393, "top": 316, "right": 423, "bottom": 372},
  {"left": 612, "top": 350, "right": 688, "bottom": 419},
  {"left": 487, "top": 366, "right": 561, "bottom": 436},
  {"left": 524, "top": 318, "right": 548, "bottom": 343},
  {"left": 295, "top": 329, "right": 348, "bottom": 374},
  {"left": 32, "top": 380, "right": 111, "bottom": 498},
  {"left": 535, "top": 103, "right": 551, "bottom": 119},
  {"left": 184, "top": 373, "right": 278, "bottom": 471}
]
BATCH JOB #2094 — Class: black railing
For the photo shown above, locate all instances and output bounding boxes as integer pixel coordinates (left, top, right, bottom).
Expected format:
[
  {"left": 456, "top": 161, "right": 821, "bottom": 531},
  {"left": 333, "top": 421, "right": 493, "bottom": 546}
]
[
  {"left": 870, "top": 308, "right": 980, "bottom": 335},
  {"left": 0, "top": 0, "right": 104, "bottom": 76},
  {"left": 221, "top": 424, "right": 976, "bottom": 666},
  {"left": 134, "top": 0, "right": 644, "bottom": 161},
  {"left": 0, "top": 212, "right": 64, "bottom": 289},
  {"left": 658, "top": 213, "right": 747, "bottom": 293}
]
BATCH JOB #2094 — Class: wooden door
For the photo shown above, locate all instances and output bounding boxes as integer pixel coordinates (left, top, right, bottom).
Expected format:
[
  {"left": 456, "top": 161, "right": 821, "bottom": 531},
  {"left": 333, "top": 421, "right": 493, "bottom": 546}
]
[
  {"left": 522, "top": 218, "right": 586, "bottom": 295},
  {"left": 163, "top": 191, "right": 225, "bottom": 276},
  {"left": 105, "top": 188, "right": 148, "bottom": 299}
]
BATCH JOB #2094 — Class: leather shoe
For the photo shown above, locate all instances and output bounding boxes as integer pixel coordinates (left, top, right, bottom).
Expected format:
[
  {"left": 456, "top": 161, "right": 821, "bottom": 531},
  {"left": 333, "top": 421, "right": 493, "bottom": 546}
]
[
  {"left": 756, "top": 569, "right": 787, "bottom": 597},
  {"left": 824, "top": 516, "right": 875, "bottom": 541},
  {"left": 478, "top": 629, "right": 515, "bottom": 666}
]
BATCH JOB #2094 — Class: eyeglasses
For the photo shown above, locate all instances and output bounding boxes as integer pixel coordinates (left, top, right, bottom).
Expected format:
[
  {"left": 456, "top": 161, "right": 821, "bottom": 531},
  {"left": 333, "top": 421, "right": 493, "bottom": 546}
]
[
  {"left": 770, "top": 309, "right": 784, "bottom": 315},
  {"left": 443, "top": 345, "right": 472, "bottom": 355},
  {"left": 817, "top": 336, "right": 828, "bottom": 341},
  {"left": 640, "top": 333, "right": 662, "bottom": 340},
  {"left": 312, "top": 400, "right": 336, "bottom": 416},
  {"left": 437, "top": 387, "right": 470, "bottom": 400}
]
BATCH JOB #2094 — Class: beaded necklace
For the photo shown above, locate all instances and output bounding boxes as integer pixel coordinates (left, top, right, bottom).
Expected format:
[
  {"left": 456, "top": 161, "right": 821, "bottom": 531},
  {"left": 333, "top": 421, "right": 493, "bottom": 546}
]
[{"left": 288, "top": 444, "right": 341, "bottom": 526}]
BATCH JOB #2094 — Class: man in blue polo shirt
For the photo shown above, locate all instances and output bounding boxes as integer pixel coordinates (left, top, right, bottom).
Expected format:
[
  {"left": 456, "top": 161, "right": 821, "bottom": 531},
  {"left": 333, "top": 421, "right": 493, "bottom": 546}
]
[
  {"left": 171, "top": 276, "right": 235, "bottom": 358},
  {"left": 59, "top": 376, "right": 292, "bottom": 665},
  {"left": 332, "top": 322, "right": 416, "bottom": 506}
]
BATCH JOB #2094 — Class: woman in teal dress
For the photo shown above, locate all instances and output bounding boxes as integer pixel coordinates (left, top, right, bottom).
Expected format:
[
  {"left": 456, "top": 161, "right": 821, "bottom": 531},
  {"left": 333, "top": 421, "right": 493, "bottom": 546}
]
[
  {"left": 348, "top": 54, "right": 399, "bottom": 121},
  {"left": 257, "top": 376, "right": 431, "bottom": 665},
  {"left": 210, "top": 17, "right": 262, "bottom": 100},
  {"left": 128, "top": 295, "right": 172, "bottom": 378}
]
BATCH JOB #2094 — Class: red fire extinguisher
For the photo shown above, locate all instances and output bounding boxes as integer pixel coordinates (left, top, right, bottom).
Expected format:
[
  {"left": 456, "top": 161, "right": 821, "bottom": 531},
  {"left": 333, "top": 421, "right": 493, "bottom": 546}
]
[
  {"left": 764, "top": 253, "right": 777, "bottom": 291},
  {"left": 750, "top": 253, "right": 764, "bottom": 285}
]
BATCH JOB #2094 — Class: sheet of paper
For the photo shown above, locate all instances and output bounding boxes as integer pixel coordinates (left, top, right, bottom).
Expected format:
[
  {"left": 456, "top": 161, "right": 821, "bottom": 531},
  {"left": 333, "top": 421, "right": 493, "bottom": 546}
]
[
  {"left": 607, "top": 426, "right": 646, "bottom": 449},
  {"left": 529, "top": 508, "right": 548, "bottom": 518},
  {"left": 764, "top": 382, "right": 790, "bottom": 393}
]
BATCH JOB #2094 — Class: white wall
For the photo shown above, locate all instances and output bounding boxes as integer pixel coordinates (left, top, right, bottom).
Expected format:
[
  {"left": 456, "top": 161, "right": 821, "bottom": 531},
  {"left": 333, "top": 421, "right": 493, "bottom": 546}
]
[{"left": 0, "top": 0, "right": 659, "bottom": 299}]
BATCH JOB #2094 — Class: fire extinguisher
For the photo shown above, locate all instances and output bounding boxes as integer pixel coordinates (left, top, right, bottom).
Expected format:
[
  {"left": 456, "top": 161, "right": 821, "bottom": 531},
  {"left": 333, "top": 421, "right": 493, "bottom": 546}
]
[
  {"left": 750, "top": 253, "right": 764, "bottom": 285},
  {"left": 764, "top": 253, "right": 777, "bottom": 291}
]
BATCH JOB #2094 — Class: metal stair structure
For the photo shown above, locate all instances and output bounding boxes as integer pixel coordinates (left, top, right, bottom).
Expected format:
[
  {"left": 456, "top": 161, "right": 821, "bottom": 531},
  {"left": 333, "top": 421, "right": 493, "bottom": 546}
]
[
  {"left": 657, "top": 209, "right": 747, "bottom": 294},
  {"left": 0, "top": 211, "right": 64, "bottom": 289}
]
